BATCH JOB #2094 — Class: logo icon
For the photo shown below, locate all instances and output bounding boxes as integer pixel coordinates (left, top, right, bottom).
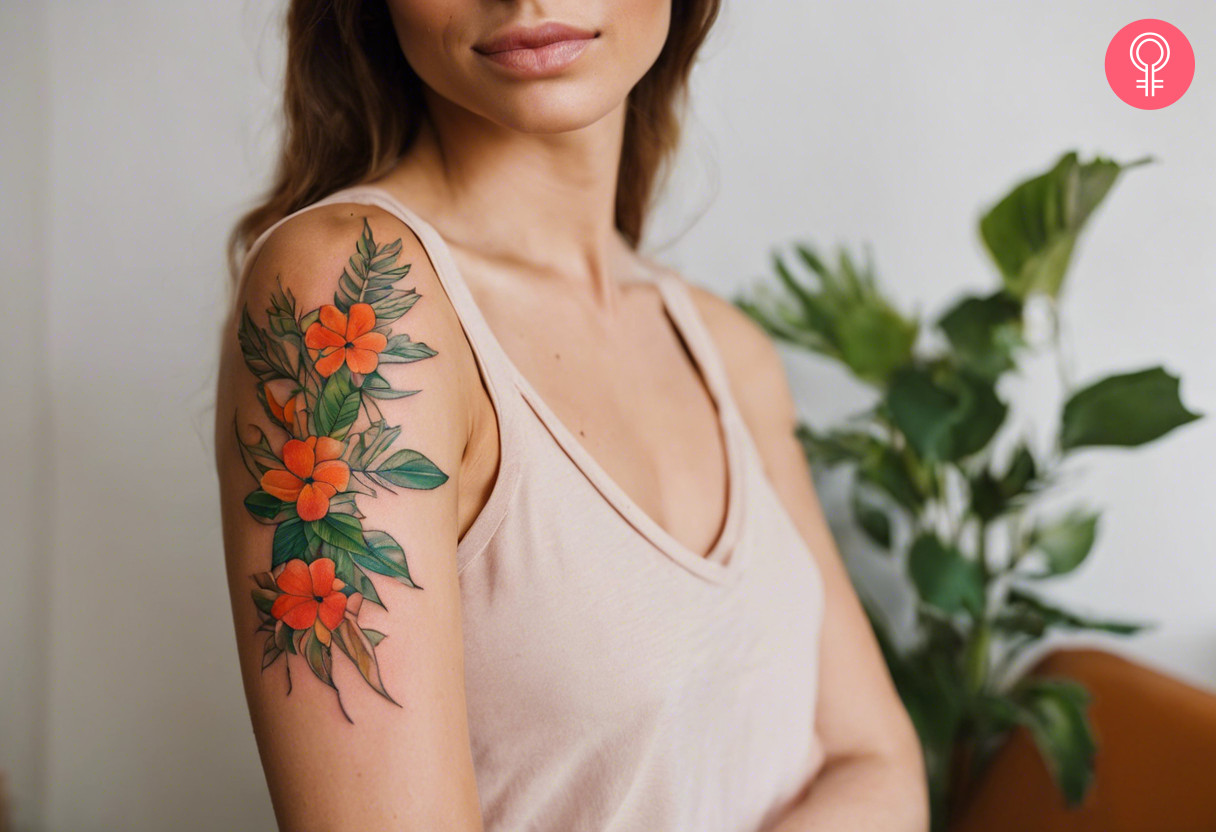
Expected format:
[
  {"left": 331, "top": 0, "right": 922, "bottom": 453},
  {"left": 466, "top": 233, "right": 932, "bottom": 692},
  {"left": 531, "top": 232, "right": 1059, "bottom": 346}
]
[{"left": 1106, "top": 20, "right": 1194, "bottom": 109}]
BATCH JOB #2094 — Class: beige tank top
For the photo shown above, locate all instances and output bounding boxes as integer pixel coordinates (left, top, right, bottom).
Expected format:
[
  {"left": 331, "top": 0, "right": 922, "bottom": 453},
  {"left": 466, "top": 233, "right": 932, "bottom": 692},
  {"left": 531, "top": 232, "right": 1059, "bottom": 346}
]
[{"left": 241, "top": 184, "right": 828, "bottom": 831}]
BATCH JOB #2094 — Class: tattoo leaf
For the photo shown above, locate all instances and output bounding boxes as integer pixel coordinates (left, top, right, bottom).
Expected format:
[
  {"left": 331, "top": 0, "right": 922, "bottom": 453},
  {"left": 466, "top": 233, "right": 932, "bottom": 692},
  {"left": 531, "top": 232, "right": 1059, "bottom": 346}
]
[
  {"left": 314, "top": 365, "right": 362, "bottom": 439},
  {"left": 333, "top": 619, "right": 399, "bottom": 705},
  {"left": 376, "top": 449, "right": 450, "bottom": 490},
  {"left": 353, "top": 530, "right": 420, "bottom": 589},
  {"left": 271, "top": 517, "right": 310, "bottom": 567}
]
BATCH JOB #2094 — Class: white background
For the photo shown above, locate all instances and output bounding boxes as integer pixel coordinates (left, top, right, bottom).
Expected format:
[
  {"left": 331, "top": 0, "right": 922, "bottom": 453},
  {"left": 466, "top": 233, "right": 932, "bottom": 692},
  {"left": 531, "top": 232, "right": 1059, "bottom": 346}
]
[{"left": 2, "top": 1, "right": 1212, "bottom": 829}]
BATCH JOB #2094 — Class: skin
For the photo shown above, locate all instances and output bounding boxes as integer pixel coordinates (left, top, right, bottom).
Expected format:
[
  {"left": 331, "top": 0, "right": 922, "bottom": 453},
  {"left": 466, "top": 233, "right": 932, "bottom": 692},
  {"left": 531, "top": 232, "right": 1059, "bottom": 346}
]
[{"left": 216, "top": 1, "right": 928, "bottom": 829}]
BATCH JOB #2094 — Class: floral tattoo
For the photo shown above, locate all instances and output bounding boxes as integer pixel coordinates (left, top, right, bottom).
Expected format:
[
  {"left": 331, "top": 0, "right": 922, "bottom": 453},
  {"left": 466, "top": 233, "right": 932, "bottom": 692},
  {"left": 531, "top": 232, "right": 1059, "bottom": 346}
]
[{"left": 234, "top": 218, "right": 446, "bottom": 722}]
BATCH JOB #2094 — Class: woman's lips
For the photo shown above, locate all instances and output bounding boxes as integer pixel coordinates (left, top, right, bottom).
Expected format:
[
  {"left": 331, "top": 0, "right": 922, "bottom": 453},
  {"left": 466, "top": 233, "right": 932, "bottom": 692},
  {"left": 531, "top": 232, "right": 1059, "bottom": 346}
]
[{"left": 476, "top": 37, "right": 595, "bottom": 77}]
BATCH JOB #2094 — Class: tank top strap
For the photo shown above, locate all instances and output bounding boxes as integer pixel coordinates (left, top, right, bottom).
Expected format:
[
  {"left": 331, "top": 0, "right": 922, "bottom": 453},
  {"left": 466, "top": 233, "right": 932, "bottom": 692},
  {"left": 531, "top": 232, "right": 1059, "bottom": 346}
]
[{"left": 653, "top": 274, "right": 749, "bottom": 431}]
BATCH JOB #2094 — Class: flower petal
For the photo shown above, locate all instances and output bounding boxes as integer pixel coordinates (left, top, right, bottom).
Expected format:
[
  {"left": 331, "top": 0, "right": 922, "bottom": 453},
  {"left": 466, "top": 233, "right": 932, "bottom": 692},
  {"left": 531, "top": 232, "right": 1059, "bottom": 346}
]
[
  {"left": 318, "top": 592, "right": 347, "bottom": 631},
  {"left": 319, "top": 304, "right": 348, "bottom": 337},
  {"left": 271, "top": 593, "right": 312, "bottom": 624},
  {"left": 281, "top": 598, "right": 320, "bottom": 630},
  {"left": 351, "top": 331, "right": 388, "bottom": 353},
  {"left": 260, "top": 469, "right": 303, "bottom": 502},
  {"left": 308, "top": 558, "right": 337, "bottom": 595},
  {"left": 296, "top": 482, "right": 331, "bottom": 521},
  {"left": 312, "top": 459, "right": 350, "bottom": 493},
  {"left": 314, "top": 347, "right": 347, "bottom": 377},
  {"left": 314, "top": 619, "right": 332, "bottom": 646},
  {"left": 281, "top": 438, "right": 315, "bottom": 478},
  {"left": 313, "top": 436, "right": 345, "bottom": 462},
  {"left": 304, "top": 321, "right": 346, "bottom": 350},
  {"left": 264, "top": 384, "right": 286, "bottom": 423},
  {"left": 344, "top": 347, "right": 380, "bottom": 374},
  {"left": 276, "top": 559, "right": 314, "bottom": 597},
  {"left": 346, "top": 303, "right": 376, "bottom": 339}
]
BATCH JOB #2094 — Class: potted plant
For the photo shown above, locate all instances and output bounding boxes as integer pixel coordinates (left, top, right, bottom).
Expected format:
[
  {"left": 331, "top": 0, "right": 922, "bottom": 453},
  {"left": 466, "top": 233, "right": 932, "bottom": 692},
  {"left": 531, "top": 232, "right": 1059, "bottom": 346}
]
[{"left": 734, "top": 151, "right": 1202, "bottom": 830}]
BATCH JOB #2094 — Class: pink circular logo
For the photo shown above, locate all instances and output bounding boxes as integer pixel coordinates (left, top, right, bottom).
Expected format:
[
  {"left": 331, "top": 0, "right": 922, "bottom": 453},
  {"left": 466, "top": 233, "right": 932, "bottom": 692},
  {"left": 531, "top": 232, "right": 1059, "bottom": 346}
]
[{"left": 1106, "top": 19, "right": 1195, "bottom": 109}]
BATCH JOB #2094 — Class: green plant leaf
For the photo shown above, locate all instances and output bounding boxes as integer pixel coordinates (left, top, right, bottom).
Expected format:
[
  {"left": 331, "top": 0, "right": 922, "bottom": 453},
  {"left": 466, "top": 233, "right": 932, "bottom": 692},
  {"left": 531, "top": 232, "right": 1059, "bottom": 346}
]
[
  {"left": 859, "top": 445, "right": 925, "bottom": 511},
  {"left": 314, "top": 364, "right": 362, "bottom": 439},
  {"left": 938, "top": 291, "right": 1024, "bottom": 379},
  {"left": 1028, "top": 510, "right": 1099, "bottom": 576},
  {"left": 995, "top": 586, "right": 1150, "bottom": 637},
  {"left": 887, "top": 367, "right": 959, "bottom": 461},
  {"left": 376, "top": 448, "right": 450, "bottom": 490},
  {"left": 908, "top": 533, "right": 985, "bottom": 615},
  {"left": 979, "top": 152, "right": 1147, "bottom": 299},
  {"left": 1010, "top": 678, "right": 1097, "bottom": 805},
  {"left": 852, "top": 486, "right": 892, "bottom": 549},
  {"left": 796, "top": 424, "right": 877, "bottom": 467},
  {"left": 1061, "top": 366, "right": 1201, "bottom": 450},
  {"left": 835, "top": 304, "right": 918, "bottom": 385},
  {"left": 947, "top": 370, "right": 1008, "bottom": 459}
]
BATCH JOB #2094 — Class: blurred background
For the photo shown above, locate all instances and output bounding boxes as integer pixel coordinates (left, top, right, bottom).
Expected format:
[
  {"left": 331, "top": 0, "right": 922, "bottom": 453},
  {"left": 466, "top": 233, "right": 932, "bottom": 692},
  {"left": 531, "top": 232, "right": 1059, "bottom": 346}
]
[{"left": 2, "top": 1, "right": 1212, "bottom": 830}]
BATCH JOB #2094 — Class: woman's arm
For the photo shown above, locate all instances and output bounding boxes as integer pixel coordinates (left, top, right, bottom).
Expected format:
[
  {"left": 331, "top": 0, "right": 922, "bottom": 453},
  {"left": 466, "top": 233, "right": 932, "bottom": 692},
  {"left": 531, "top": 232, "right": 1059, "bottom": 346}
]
[
  {"left": 688, "top": 282, "right": 930, "bottom": 832},
  {"left": 215, "top": 206, "right": 484, "bottom": 831}
]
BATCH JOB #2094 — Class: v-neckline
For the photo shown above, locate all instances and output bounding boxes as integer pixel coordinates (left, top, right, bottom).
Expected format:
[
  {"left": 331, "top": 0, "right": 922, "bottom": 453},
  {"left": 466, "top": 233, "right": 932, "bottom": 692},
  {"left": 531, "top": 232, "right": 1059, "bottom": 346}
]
[
  {"left": 508, "top": 274, "right": 749, "bottom": 583},
  {"left": 328, "top": 183, "right": 748, "bottom": 585}
]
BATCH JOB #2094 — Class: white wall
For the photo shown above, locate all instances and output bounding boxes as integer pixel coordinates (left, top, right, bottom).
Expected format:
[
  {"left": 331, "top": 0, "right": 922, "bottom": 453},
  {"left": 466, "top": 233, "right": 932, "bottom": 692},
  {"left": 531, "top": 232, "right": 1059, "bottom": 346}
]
[{"left": 2, "top": 0, "right": 1212, "bottom": 829}]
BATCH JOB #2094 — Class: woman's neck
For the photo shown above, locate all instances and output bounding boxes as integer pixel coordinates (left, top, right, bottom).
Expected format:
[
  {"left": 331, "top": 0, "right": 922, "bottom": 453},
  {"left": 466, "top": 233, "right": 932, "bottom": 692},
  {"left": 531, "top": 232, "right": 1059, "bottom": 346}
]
[{"left": 378, "top": 99, "right": 638, "bottom": 302}]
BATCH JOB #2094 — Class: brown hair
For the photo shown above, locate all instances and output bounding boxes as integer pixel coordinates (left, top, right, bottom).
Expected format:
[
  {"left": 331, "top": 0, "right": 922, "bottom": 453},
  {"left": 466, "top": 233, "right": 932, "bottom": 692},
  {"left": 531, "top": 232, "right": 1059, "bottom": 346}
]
[{"left": 225, "top": 0, "right": 721, "bottom": 287}]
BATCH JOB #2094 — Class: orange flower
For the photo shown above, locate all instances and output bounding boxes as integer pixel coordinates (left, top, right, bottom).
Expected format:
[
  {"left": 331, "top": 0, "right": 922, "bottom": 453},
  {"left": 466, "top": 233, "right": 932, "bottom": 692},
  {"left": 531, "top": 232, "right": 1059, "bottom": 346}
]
[
  {"left": 304, "top": 302, "right": 388, "bottom": 377},
  {"left": 264, "top": 384, "right": 305, "bottom": 431},
  {"left": 260, "top": 435, "right": 350, "bottom": 521},
  {"left": 270, "top": 558, "right": 348, "bottom": 645}
]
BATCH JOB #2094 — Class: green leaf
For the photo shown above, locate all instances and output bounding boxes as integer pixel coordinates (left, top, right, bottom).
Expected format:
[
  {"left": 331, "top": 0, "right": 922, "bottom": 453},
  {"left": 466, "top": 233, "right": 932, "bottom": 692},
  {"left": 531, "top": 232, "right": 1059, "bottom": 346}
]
[
  {"left": 887, "top": 367, "right": 959, "bottom": 461},
  {"left": 796, "top": 424, "right": 877, "bottom": 467},
  {"left": 378, "top": 333, "right": 438, "bottom": 364},
  {"left": 243, "top": 490, "right": 294, "bottom": 523},
  {"left": 1010, "top": 678, "right": 1096, "bottom": 805},
  {"left": 362, "top": 370, "right": 420, "bottom": 401},
  {"left": 1061, "top": 366, "right": 1201, "bottom": 450},
  {"left": 1028, "top": 510, "right": 1099, "bottom": 576},
  {"left": 886, "top": 365, "right": 1006, "bottom": 462},
  {"left": 979, "top": 152, "right": 1148, "bottom": 299},
  {"left": 908, "top": 533, "right": 985, "bottom": 615},
  {"left": 835, "top": 304, "right": 918, "bottom": 385},
  {"left": 376, "top": 448, "right": 449, "bottom": 490},
  {"left": 310, "top": 512, "right": 370, "bottom": 557},
  {"left": 852, "top": 486, "right": 892, "bottom": 549},
  {"left": 938, "top": 291, "right": 1024, "bottom": 380},
  {"left": 314, "top": 364, "right": 362, "bottom": 439},
  {"left": 364, "top": 629, "right": 387, "bottom": 646},
  {"left": 995, "top": 586, "right": 1150, "bottom": 637},
  {"left": 858, "top": 445, "right": 925, "bottom": 511},
  {"left": 272, "top": 517, "right": 310, "bottom": 567},
  {"left": 353, "top": 530, "right": 420, "bottom": 588}
]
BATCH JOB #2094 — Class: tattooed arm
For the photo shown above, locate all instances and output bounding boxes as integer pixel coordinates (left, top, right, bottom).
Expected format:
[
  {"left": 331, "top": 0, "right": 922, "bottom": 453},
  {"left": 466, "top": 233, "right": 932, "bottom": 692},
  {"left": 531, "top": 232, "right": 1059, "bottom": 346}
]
[{"left": 214, "top": 205, "right": 484, "bottom": 831}]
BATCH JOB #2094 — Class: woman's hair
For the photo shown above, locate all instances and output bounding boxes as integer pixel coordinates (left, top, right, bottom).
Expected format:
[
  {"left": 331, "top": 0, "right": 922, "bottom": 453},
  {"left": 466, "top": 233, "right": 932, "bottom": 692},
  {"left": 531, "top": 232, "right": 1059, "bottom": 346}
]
[{"left": 226, "top": 0, "right": 721, "bottom": 287}]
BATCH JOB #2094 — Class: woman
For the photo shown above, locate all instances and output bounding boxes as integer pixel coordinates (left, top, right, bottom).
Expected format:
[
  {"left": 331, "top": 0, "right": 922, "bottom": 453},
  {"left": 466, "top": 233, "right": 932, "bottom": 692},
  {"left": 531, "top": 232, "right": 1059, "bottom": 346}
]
[{"left": 214, "top": 1, "right": 928, "bottom": 829}]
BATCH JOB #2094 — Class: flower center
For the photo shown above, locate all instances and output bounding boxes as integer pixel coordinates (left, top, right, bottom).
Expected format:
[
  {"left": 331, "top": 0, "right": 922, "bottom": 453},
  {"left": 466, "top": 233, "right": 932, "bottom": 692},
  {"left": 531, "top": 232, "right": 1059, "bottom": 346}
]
[
  {"left": 313, "top": 595, "right": 324, "bottom": 603},
  {"left": 303, "top": 476, "right": 314, "bottom": 484},
  {"left": 344, "top": 341, "right": 355, "bottom": 349}
]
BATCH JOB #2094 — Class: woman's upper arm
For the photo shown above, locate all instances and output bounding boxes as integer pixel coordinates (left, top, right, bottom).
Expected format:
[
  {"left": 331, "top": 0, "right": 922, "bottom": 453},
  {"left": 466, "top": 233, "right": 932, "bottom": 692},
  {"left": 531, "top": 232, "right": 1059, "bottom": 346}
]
[
  {"left": 686, "top": 281, "right": 924, "bottom": 769},
  {"left": 214, "top": 206, "right": 483, "bottom": 831}
]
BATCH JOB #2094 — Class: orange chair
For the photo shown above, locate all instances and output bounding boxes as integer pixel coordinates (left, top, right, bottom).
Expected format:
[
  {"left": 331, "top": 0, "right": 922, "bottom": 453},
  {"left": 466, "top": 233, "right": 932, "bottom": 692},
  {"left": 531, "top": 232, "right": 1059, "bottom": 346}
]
[{"left": 948, "top": 647, "right": 1216, "bottom": 832}]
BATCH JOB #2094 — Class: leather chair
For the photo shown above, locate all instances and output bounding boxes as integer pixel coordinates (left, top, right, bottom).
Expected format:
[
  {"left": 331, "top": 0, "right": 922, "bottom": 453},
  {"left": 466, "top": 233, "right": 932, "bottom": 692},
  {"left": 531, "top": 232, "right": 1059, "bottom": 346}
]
[{"left": 948, "top": 647, "right": 1216, "bottom": 832}]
